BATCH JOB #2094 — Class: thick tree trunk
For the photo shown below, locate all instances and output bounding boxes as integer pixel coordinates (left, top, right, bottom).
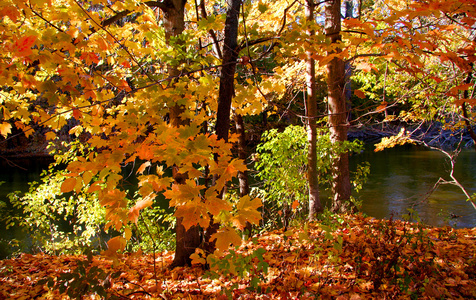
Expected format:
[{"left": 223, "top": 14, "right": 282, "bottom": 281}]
[
  {"left": 204, "top": 0, "right": 242, "bottom": 253},
  {"left": 160, "top": 0, "right": 201, "bottom": 268},
  {"left": 305, "top": 0, "right": 322, "bottom": 221},
  {"left": 325, "top": 0, "right": 356, "bottom": 213}
]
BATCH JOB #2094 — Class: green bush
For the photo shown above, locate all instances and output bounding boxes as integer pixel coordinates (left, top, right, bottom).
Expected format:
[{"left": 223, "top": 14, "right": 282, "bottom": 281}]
[
  {"left": 7, "top": 167, "right": 107, "bottom": 255},
  {"left": 254, "top": 125, "right": 368, "bottom": 227}
]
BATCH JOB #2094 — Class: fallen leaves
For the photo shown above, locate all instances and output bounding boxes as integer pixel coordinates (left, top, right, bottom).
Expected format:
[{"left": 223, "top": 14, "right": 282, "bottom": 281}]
[{"left": 1, "top": 214, "right": 475, "bottom": 299}]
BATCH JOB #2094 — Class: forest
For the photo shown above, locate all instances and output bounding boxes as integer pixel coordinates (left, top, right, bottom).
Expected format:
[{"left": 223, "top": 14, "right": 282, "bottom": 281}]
[{"left": 0, "top": 0, "right": 475, "bottom": 298}]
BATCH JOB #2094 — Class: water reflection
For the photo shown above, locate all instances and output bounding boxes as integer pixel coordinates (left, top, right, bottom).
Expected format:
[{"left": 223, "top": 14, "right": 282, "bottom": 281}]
[{"left": 351, "top": 144, "right": 476, "bottom": 228}]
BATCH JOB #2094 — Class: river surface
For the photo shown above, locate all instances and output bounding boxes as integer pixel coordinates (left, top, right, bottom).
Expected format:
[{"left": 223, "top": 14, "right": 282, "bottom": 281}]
[
  {"left": 1, "top": 145, "right": 475, "bottom": 256},
  {"left": 350, "top": 144, "right": 476, "bottom": 228}
]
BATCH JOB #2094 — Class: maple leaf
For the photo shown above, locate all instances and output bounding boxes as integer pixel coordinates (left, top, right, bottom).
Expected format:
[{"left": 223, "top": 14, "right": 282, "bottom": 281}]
[
  {"left": 163, "top": 180, "right": 203, "bottom": 207},
  {"left": 136, "top": 161, "right": 151, "bottom": 175},
  {"left": 211, "top": 226, "right": 242, "bottom": 253},
  {"left": 1, "top": 5, "right": 20, "bottom": 22},
  {"left": 174, "top": 199, "right": 209, "bottom": 229},
  {"left": 106, "top": 236, "right": 126, "bottom": 252},
  {"left": 128, "top": 198, "right": 153, "bottom": 224},
  {"left": 0, "top": 122, "right": 12, "bottom": 138},
  {"left": 80, "top": 52, "right": 100, "bottom": 65},
  {"left": 12, "top": 35, "right": 37, "bottom": 57},
  {"left": 232, "top": 196, "right": 263, "bottom": 230}
]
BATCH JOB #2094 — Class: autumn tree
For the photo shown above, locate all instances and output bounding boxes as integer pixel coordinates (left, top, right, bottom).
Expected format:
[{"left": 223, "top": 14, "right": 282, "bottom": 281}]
[
  {"left": 2, "top": 0, "right": 475, "bottom": 270},
  {"left": 0, "top": 0, "right": 264, "bottom": 267},
  {"left": 325, "top": 0, "right": 355, "bottom": 213},
  {"left": 304, "top": 0, "right": 323, "bottom": 220}
]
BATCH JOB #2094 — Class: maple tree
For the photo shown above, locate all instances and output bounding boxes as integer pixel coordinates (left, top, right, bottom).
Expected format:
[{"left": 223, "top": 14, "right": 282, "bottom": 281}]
[{"left": 1, "top": 0, "right": 476, "bottom": 273}]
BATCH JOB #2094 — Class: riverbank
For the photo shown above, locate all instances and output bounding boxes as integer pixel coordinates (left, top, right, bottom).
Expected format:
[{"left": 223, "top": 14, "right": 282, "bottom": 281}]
[
  {"left": 348, "top": 123, "right": 475, "bottom": 149},
  {"left": 1, "top": 214, "right": 475, "bottom": 299}
]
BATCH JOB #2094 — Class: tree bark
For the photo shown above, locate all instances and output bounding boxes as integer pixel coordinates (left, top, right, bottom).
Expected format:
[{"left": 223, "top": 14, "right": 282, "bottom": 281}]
[
  {"left": 325, "top": 0, "right": 356, "bottom": 213},
  {"left": 215, "top": 0, "right": 241, "bottom": 143},
  {"left": 204, "top": 0, "right": 242, "bottom": 253},
  {"left": 305, "top": 0, "right": 322, "bottom": 221},
  {"left": 160, "top": 0, "right": 201, "bottom": 268},
  {"left": 234, "top": 113, "right": 252, "bottom": 234}
]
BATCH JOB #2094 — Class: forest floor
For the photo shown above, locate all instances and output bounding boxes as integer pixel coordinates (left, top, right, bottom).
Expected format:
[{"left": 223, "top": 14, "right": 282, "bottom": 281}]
[{"left": 1, "top": 214, "right": 475, "bottom": 300}]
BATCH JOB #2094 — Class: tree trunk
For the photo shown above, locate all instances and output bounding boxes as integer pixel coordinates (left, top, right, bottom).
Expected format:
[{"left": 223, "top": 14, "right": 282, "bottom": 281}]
[
  {"left": 305, "top": 0, "right": 322, "bottom": 221},
  {"left": 204, "top": 0, "right": 242, "bottom": 253},
  {"left": 325, "top": 0, "right": 356, "bottom": 213},
  {"left": 234, "top": 113, "right": 252, "bottom": 234},
  {"left": 160, "top": 0, "right": 201, "bottom": 268}
]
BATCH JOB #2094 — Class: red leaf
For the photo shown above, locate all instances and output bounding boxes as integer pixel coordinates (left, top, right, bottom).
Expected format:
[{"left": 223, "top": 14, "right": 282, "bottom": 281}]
[
  {"left": 354, "top": 90, "right": 366, "bottom": 99},
  {"left": 13, "top": 35, "right": 37, "bottom": 57}
]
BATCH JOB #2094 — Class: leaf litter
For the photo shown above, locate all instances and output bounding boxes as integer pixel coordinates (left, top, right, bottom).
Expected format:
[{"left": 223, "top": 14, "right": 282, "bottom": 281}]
[{"left": 1, "top": 214, "right": 475, "bottom": 299}]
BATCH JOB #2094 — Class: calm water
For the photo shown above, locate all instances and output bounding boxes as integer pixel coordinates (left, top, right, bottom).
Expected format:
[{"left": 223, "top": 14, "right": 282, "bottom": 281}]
[
  {"left": 351, "top": 144, "right": 476, "bottom": 228},
  {"left": 0, "top": 145, "right": 475, "bottom": 255}
]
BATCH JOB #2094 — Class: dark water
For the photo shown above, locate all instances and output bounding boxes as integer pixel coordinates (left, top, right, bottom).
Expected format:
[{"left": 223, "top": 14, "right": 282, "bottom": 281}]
[
  {"left": 0, "top": 145, "right": 475, "bottom": 256},
  {"left": 350, "top": 144, "right": 476, "bottom": 228}
]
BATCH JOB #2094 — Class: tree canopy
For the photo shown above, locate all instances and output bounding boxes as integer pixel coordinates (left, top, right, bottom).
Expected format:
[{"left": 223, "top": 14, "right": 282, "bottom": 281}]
[{"left": 1, "top": 0, "right": 475, "bottom": 266}]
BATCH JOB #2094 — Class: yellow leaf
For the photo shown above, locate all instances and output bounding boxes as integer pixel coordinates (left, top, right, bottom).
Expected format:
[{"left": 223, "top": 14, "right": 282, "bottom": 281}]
[
  {"left": 232, "top": 196, "right": 263, "bottom": 229},
  {"left": 82, "top": 171, "right": 93, "bottom": 185},
  {"left": 61, "top": 177, "right": 77, "bottom": 193},
  {"left": 45, "top": 131, "right": 56, "bottom": 140},
  {"left": 211, "top": 226, "right": 242, "bottom": 253},
  {"left": 190, "top": 249, "right": 206, "bottom": 265},
  {"left": 124, "top": 227, "right": 132, "bottom": 241}
]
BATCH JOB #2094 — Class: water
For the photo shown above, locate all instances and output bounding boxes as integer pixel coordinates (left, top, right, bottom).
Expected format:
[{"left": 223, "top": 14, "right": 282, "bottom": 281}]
[
  {"left": 0, "top": 145, "right": 475, "bottom": 256},
  {"left": 351, "top": 144, "right": 476, "bottom": 228}
]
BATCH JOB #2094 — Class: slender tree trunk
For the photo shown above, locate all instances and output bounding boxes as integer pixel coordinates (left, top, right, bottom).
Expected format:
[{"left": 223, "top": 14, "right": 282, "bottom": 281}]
[
  {"left": 325, "top": 0, "right": 356, "bottom": 213},
  {"left": 203, "top": 0, "right": 242, "bottom": 253},
  {"left": 215, "top": 0, "right": 241, "bottom": 142},
  {"left": 305, "top": 0, "right": 322, "bottom": 221},
  {"left": 234, "top": 114, "right": 250, "bottom": 197},
  {"left": 234, "top": 113, "right": 252, "bottom": 234},
  {"left": 161, "top": 0, "right": 201, "bottom": 268}
]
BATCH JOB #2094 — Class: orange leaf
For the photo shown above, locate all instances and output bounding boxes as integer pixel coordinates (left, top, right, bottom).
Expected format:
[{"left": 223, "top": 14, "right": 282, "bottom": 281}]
[
  {"left": 14, "top": 35, "right": 37, "bottom": 57},
  {"left": 80, "top": 52, "right": 100, "bottom": 64},
  {"left": 376, "top": 102, "right": 387, "bottom": 112},
  {"left": 354, "top": 90, "right": 366, "bottom": 99},
  {"left": 107, "top": 236, "right": 126, "bottom": 252},
  {"left": 449, "top": 84, "right": 473, "bottom": 95},
  {"left": 87, "top": 181, "right": 102, "bottom": 193},
  {"left": 0, "top": 123, "right": 12, "bottom": 138},
  {"left": 454, "top": 98, "right": 476, "bottom": 106},
  {"left": 292, "top": 200, "right": 300, "bottom": 210},
  {"left": 136, "top": 161, "right": 151, "bottom": 175},
  {"left": 1, "top": 5, "right": 20, "bottom": 22},
  {"left": 128, "top": 198, "right": 153, "bottom": 224},
  {"left": 61, "top": 177, "right": 77, "bottom": 193}
]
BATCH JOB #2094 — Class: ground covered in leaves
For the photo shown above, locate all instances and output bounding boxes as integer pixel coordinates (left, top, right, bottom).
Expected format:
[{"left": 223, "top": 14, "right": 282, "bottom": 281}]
[{"left": 1, "top": 214, "right": 475, "bottom": 299}]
